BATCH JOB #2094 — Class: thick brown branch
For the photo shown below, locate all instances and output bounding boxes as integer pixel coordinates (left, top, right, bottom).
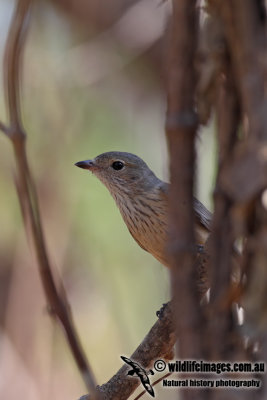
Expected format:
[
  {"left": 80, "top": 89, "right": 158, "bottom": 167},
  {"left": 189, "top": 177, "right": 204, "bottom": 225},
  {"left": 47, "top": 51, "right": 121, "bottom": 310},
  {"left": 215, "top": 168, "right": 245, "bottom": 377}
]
[
  {"left": 81, "top": 302, "right": 175, "bottom": 400},
  {"left": 164, "top": 2, "right": 207, "bottom": 399},
  {"left": 217, "top": 0, "right": 266, "bottom": 143},
  {"left": 213, "top": 1, "right": 267, "bottom": 202},
  {"left": 204, "top": 3, "right": 267, "bottom": 399},
  {"left": 166, "top": 0, "right": 204, "bottom": 357},
  {"left": 207, "top": 62, "right": 243, "bottom": 362},
  {"left": 80, "top": 227, "right": 220, "bottom": 400}
]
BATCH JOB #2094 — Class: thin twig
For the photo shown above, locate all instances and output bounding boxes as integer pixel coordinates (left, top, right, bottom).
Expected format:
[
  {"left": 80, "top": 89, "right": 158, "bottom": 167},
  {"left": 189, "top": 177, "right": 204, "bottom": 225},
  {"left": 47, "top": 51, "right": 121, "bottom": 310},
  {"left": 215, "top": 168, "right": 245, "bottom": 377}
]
[
  {"left": 4, "top": 0, "right": 30, "bottom": 131},
  {"left": 0, "top": 1, "right": 99, "bottom": 397}
]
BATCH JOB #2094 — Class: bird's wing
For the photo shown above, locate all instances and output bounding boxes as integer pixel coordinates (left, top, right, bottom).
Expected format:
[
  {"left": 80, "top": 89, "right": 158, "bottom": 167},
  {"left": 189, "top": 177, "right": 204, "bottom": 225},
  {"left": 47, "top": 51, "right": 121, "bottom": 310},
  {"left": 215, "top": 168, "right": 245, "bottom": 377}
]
[
  {"left": 193, "top": 197, "right": 212, "bottom": 232},
  {"left": 159, "top": 182, "right": 212, "bottom": 232}
]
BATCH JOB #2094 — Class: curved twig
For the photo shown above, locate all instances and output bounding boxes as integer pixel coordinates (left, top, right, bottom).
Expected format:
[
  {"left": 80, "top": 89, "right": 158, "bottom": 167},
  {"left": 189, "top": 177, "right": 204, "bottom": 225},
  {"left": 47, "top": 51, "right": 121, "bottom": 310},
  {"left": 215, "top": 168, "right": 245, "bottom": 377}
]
[{"left": 0, "top": 1, "right": 99, "bottom": 398}]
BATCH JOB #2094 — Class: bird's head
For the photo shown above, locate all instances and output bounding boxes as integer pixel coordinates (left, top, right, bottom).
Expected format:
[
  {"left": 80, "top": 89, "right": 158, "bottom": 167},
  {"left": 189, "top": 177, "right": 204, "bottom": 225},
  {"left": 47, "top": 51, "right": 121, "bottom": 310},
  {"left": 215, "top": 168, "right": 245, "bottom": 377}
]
[{"left": 75, "top": 151, "right": 159, "bottom": 196}]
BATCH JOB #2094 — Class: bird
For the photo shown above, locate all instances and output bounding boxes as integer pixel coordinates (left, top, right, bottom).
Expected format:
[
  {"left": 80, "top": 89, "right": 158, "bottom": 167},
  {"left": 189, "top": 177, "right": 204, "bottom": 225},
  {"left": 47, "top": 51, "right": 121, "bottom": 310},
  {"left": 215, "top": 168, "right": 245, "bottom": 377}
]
[
  {"left": 120, "top": 356, "right": 155, "bottom": 397},
  {"left": 75, "top": 151, "right": 212, "bottom": 267}
]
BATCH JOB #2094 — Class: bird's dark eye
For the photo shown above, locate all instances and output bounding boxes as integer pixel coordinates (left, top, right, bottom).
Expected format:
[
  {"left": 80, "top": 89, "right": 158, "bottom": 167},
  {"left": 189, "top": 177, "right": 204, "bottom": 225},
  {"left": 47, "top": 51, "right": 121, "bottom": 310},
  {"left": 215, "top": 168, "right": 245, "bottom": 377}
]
[{"left": 112, "top": 161, "right": 124, "bottom": 170}]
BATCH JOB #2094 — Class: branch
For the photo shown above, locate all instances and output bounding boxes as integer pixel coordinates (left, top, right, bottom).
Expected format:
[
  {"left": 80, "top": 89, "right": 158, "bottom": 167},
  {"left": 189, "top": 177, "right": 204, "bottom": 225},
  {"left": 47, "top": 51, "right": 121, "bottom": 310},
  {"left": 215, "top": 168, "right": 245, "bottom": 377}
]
[
  {"left": 220, "top": 0, "right": 266, "bottom": 143},
  {"left": 81, "top": 302, "right": 175, "bottom": 400},
  {"left": 0, "top": 1, "right": 99, "bottom": 397},
  {"left": 4, "top": 0, "right": 30, "bottom": 130},
  {"left": 214, "top": 0, "right": 267, "bottom": 373},
  {"left": 79, "top": 225, "right": 221, "bottom": 400},
  {"left": 215, "top": 1, "right": 267, "bottom": 201},
  {"left": 162, "top": 4, "right": 210, "bottom": 400},
  {"left": 165, "top": 0, "right": 206, "bottom": 363},
  {"left": 207, "top": 40, "right": 243, "bottom": 360}
]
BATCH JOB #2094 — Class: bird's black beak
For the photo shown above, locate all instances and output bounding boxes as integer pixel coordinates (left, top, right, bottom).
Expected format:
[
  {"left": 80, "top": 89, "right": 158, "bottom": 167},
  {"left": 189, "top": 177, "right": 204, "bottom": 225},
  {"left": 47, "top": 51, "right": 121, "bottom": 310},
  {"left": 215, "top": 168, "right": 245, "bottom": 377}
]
[{"left": 75, "top": 160, "right": 95, "bottom": 170}]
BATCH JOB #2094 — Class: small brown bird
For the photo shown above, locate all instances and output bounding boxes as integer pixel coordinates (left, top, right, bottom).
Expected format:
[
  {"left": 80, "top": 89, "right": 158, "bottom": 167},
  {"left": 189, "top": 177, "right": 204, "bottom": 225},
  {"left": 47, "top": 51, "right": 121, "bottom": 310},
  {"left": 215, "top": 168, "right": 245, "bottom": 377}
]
[{"left": 75, "top": 151, "right": 212, "bottom": 267}]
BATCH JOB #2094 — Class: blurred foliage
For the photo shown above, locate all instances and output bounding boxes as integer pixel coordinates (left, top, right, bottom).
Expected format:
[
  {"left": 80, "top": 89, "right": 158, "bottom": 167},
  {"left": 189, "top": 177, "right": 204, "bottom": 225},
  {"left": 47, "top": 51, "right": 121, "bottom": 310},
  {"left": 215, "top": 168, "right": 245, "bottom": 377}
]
[{"left": 0, "top": 0, "right": 216, "bottom": 399}]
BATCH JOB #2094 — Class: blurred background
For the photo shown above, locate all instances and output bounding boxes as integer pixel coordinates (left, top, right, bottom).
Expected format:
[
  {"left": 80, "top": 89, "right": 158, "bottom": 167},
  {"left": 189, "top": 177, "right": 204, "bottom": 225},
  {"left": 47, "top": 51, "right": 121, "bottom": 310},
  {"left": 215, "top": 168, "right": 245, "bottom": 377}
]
[{"left": 0, "top": 0, "right": 216, "bottom": 399}]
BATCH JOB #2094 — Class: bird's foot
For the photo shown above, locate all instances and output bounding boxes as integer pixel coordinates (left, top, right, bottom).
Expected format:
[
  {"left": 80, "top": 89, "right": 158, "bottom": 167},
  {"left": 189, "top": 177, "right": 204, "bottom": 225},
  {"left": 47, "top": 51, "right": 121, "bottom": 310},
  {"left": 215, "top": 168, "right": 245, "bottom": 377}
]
[{"left": 156, "top": 302, "right": 169, "bottom": 320}]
